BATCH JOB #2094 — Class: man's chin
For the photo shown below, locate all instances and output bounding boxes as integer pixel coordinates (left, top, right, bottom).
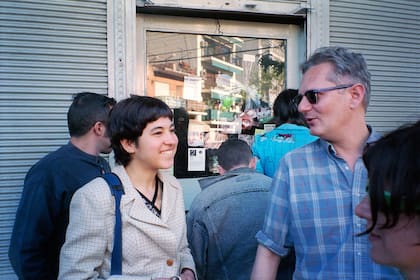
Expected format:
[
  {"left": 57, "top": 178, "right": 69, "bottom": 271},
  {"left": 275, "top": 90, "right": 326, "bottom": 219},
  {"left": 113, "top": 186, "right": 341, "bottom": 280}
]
[
  {"left": 309, "top": 127, "right": 321, "bottom": 137},
  {"left": 101, "top": 147, "right": 113, "bottom": 154}
]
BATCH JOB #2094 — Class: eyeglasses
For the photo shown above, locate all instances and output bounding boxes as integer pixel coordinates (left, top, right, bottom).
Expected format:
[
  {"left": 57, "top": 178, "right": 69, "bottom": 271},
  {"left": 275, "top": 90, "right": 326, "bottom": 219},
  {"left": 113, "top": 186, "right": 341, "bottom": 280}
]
[{"left": 294, "top": 84, "right": 354, "bottom": 105}]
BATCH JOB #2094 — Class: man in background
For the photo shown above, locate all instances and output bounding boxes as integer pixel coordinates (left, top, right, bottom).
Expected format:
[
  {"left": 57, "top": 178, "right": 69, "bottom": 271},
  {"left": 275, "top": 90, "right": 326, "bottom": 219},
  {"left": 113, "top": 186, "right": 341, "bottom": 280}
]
[
  {"left": 187, "top": 139, "right": 294, "bottom": 279},
  {"left": 9, "top": 92, "right": 116, "bottom": 279}
]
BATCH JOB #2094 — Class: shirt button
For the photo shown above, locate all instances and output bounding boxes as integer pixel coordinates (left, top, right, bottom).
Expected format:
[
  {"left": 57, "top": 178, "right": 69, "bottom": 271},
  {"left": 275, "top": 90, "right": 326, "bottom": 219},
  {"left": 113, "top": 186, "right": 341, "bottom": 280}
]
[
  {"left": 357, "top": 252, "right": 362, "bottom": 256},
  {"left": 167, "top": 259, "right": 174, "bottom": 266}
]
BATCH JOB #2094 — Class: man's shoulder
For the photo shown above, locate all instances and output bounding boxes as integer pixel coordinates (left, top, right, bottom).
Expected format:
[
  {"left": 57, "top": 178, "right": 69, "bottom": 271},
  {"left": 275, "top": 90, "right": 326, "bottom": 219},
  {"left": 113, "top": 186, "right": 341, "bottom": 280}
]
[
  {"left": 234, "top": 171, "right": 271, "bottom": 183},
  {"left": 222, "top": 171, "right": 271, "bottom": 188},
  {"left": 285, "top": 138, "right": 322, "bottom": 156},
  {"left": 25, "top": 144, "right": 67, "bottom": 173},
  {"left": 189, "top": 173, "right": 270, "bottom": 222},
  {"left": 194, "top": 172, "right": 270, "bottom": 203},
  {"left": 276, "top": 139, "right": 325, "bottom": 170},
  {"left": 31, "top": 143, "right": 77, "bottom": 164},
  {"left": 25, "top": 143, "right": 106, "bottom": 190},
  {"left": 34, "top": 143, "right": 101, "bottom": 169}
]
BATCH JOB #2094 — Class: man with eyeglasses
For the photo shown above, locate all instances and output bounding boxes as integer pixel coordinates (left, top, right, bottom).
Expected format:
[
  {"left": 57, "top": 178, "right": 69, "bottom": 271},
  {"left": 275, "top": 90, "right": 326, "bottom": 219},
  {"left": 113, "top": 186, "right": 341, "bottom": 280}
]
[{"left": 251, "top": 46, "right": 403, "bottom": 279}]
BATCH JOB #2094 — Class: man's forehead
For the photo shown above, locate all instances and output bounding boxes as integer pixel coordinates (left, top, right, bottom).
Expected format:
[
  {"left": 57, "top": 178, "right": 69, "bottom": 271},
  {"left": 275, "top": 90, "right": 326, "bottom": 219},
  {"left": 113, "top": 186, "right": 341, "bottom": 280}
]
[{"left": 300, "top": 63, "right": 335, "bottom": 89}]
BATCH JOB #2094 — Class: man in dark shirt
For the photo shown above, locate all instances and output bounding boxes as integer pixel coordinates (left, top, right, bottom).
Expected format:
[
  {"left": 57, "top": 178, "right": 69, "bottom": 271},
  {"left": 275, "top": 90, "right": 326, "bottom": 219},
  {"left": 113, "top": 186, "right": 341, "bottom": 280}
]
[{"left": 9, "top": 92, "right": 116, "bottom": 280}]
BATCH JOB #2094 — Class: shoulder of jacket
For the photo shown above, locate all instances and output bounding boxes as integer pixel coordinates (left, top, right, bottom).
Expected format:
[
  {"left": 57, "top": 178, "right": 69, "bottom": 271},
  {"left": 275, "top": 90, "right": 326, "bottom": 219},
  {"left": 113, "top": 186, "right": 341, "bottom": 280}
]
[
  {"left": 73, "top": 176, "right": 113, "bottom": 202},
  {"left": 233, "top": 171, "right": 271, "bottom": 181}
]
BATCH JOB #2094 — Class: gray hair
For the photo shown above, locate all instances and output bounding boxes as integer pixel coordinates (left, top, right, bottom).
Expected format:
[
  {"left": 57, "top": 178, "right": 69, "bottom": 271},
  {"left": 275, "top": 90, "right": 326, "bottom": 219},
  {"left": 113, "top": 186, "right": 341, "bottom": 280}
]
[{"left": 302, "top": 46, "right": 371, "bottom": 109}]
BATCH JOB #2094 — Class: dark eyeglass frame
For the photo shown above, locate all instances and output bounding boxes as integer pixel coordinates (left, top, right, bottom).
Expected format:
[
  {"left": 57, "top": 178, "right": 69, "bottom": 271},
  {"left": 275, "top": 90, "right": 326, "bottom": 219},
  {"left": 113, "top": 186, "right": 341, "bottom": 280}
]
[{"left": 294, "top": 84, "right": 354, "bottom": 105}]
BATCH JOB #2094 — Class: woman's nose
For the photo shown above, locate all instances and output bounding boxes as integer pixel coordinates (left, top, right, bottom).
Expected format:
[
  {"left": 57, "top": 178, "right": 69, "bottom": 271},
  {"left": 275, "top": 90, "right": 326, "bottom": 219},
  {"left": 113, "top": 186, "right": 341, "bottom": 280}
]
[
  {"left": 355, "top": 195, "right": 372, "bottom": 220},
  {"left": 166, "top": 132, "right": 178, "bottom": 145}
]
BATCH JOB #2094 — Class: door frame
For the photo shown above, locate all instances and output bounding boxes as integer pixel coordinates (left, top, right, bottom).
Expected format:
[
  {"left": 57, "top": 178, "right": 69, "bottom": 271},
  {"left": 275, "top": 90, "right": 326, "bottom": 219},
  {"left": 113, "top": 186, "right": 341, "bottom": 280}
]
[{"left": 135, "top": 14, "right": 305, "bottom": 96}]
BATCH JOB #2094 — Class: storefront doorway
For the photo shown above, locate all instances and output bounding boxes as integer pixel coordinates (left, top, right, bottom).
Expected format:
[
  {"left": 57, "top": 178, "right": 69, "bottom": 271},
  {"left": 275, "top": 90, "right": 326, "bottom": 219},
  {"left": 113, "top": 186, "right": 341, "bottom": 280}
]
[{"left": 136, "top": 14, "right": 305, "bottom": 207}]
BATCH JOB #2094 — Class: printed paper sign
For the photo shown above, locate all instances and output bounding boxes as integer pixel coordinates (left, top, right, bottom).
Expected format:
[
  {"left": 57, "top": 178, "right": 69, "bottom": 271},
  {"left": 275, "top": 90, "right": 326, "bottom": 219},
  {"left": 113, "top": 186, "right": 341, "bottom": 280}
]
[
  {"left": 187, "top": 148, "right": 206, "bottom": 171},
  {"left": 183, "top": 76, "right": 202, "bottom": 101}
]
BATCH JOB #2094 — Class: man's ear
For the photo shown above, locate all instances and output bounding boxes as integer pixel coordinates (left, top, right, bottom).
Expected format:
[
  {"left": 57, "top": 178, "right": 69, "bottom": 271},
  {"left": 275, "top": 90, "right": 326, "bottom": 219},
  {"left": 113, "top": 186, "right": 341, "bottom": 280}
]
[
  {"left": 349, "top": 83, "right": 365, "bottom": 109},
  {"left": 217, "top": 165, "right": 226, "bottom": 175},
  {"left": 92, "top": 121, "right": 106, "bottom": 136},
  {"left": 249, "top": 156, "right": 257, "bottom": 170},
  {"left": 120, "top": 139, "right": 136, "bottom": 154}
]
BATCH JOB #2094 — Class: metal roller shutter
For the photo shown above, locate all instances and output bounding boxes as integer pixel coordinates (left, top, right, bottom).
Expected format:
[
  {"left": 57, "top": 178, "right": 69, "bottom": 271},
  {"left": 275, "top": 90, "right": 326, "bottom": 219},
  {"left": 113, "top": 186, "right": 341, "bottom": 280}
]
[
  {"left": 0, "top": 0, "right": 107, "bottom": 277},
  {"left": 329, "top": 0, "right": 420, "bottom": 133}
]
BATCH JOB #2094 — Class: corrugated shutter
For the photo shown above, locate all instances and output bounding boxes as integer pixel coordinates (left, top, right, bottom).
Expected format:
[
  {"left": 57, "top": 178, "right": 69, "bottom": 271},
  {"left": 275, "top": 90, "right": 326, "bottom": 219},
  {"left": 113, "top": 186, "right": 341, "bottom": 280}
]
[
  {"left": 0, "top": 0, "right": 108, "bottom": 277},
  {"left": 329, "top": 0, "right": 420, "bottom": 133}
]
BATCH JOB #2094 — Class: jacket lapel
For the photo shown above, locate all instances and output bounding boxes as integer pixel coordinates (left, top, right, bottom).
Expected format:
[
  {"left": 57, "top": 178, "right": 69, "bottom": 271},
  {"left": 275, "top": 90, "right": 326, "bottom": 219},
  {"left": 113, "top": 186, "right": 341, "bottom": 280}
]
[
  {"left": 113, "top": 165, "right": 167, "bottom": 227},
  {"left": 159, "top": 172, "right": 178, "bottom": 225}
]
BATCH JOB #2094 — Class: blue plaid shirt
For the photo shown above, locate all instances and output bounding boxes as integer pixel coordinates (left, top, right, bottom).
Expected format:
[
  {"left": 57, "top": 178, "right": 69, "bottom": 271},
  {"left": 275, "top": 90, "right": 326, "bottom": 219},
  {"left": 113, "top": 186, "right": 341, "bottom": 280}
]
[{"left": 256, "top": 127, "right": 403, "bottom": 279}]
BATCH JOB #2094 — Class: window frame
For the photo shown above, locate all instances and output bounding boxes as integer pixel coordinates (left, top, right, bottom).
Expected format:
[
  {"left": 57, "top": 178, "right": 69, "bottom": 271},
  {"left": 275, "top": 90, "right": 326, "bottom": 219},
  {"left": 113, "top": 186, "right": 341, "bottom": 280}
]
[{"left": 135, "top": 14, "right": 305, "bottom": 96}]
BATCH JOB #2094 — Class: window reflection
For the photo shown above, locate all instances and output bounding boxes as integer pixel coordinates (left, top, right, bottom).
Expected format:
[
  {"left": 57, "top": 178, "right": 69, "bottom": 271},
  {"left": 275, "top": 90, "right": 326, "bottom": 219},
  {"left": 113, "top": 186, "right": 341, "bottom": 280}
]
[{"left": 146, "top": 31, "right": 285, "bottom": 151}]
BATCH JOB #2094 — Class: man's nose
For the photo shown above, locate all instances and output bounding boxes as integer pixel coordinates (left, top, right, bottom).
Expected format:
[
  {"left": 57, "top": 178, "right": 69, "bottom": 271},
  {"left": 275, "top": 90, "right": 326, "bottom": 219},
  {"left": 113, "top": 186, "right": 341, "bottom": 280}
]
[{"left": 297, "top": 96, "right": 312, "bottom": 113}]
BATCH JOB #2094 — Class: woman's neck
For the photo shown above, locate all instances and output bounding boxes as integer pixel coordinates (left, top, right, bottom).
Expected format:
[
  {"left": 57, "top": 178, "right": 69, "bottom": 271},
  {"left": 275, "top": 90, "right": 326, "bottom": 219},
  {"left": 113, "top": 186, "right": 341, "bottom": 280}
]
[{"left": 125, "top": 162, "right": 157, "bottom": 193}]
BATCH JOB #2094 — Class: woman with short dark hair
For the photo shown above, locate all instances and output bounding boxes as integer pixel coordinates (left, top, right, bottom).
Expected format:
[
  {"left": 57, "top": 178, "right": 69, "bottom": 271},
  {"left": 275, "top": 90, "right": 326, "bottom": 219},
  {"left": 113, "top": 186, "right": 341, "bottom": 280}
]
[{"left": 59, "top": 95, "right": 196, "bottom": 280}]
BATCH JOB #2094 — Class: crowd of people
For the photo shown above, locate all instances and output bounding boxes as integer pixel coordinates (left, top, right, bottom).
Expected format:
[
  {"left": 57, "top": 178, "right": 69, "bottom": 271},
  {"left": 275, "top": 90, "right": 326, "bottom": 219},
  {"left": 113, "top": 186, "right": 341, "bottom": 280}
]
[{"left": 9, "top": 46, "right": 419, "bottom": 279}]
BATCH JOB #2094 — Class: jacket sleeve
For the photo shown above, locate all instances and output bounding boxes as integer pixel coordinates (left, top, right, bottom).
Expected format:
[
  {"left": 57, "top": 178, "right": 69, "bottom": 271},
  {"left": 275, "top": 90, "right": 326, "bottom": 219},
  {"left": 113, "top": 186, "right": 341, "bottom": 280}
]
[
  {"left": 59, "top": 180, "right": 111, "bottom": 280},
  {"left": 176, "top": 190, "right": 197, "bottom": 279},
  {"left": 9, "top": 172, "right": 66, "bottom": 280},
  {"left": 186, "top": 206, "right": 208, "bottom": 280}
]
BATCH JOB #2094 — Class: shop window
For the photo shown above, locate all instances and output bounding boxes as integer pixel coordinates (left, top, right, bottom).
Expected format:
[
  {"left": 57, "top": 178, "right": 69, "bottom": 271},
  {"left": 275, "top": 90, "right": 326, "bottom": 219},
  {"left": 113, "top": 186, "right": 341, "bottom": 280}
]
[{"left": 146, "top": 31, "right": 285, "bottom": 148}]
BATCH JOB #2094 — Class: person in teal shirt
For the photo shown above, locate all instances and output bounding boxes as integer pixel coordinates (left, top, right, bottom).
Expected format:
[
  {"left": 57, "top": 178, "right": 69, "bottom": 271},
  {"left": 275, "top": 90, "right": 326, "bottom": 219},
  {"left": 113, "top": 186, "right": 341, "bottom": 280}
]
[{"left": 252, "top": 89, "right": 317, "bottom": 177}]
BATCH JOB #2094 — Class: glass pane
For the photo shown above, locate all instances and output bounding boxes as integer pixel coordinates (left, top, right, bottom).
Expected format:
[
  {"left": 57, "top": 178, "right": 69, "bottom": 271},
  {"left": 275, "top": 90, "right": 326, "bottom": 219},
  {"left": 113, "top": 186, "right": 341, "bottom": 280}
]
[{"left": 146, "top": 31, "right": 285, "bottom": 174}]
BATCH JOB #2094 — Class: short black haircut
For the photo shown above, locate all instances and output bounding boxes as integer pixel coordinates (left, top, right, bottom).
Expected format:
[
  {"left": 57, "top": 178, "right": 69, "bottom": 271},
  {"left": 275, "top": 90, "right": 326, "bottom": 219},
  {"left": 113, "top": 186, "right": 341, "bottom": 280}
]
[
  {"left": 362, "top": 120, "right": 420, "bottom": 234},
  {"left": 67, "top": 92, "right": 116, "bottom": 137},
  {"left": 109, "top": 95, "right": 173, "bottom": 166},
  {"left": 217, "top": 138, "right": 253, "bottom": 171}
]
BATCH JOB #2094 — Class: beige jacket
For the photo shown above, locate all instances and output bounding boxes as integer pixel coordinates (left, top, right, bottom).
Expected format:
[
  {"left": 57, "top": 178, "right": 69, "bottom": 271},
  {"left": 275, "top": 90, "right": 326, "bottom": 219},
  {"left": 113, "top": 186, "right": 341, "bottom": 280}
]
[{"left": 59, "top": 165, "right": 196, "bottom": 279}]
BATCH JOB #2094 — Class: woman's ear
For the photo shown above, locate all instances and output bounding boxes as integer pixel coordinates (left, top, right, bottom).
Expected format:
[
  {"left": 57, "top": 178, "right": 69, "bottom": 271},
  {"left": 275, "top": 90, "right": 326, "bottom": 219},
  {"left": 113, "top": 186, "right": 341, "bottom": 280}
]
[{"left": 120, "top": 139, "right": 136, "bottom": 154}]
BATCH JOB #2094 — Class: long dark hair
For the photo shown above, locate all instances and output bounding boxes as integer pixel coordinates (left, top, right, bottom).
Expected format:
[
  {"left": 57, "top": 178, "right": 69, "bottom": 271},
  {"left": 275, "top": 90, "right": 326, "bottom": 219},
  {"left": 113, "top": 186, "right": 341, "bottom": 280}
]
[
  {"left": 272, "top": 89, "right": 307, "bottom": 127},
  {"left": 361, "top": 120, "right": 420, "bottom": 235}
]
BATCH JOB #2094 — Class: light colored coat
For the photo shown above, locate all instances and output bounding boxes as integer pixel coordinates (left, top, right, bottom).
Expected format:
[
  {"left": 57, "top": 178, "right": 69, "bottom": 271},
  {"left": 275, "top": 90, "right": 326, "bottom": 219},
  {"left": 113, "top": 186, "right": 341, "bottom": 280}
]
[{"left": 59, "top": 165, "right": 196, "bottom": 279}]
